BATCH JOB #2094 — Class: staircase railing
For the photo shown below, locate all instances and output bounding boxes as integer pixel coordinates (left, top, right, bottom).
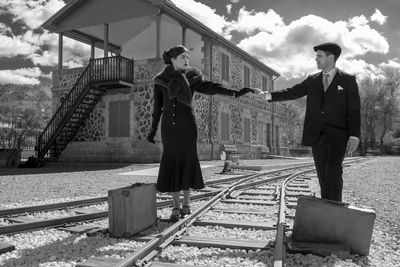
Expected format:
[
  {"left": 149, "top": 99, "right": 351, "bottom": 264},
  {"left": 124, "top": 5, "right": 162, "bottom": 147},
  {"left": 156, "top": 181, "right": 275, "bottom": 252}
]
[{"left": 37, "top": 56, "right": 134, "bottom": 160}]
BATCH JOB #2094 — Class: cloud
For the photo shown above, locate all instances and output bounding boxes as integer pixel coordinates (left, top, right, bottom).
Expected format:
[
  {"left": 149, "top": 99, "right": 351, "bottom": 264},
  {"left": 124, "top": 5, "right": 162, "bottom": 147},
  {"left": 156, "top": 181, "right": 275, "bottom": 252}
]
[
  {"left": 0, "top": 22, "right": 13, "bottom": 36},
  {"left": 370, "top": 9, "right": 387, "bottom": 25},
  {"left": 379, "top": 58, "right": 400, "bottom": 69},
  {"left": 166, "top": 2, "right": 390, "bottom": 80},
  {"left": 0, "top": 30, "right": 38, "bottom": 57},
  {"left": 2, "top": 0, "right": 65, "bottom": 29},
  {"left": 0, "top": 0, "right": 394, "bottom": 85},
  {"left": 0, "top": 67, "right": 43, "bottom": 84},
  {"left": 348, "top": 15, "right": 369, "bottom": 27},
  {"left": 226, "top": 4, "right": 232, "bottom": 15},
  {"left": 170, "top": 0, "right": 231, "bottom": 39},
  {"left": 236, "top": 13, "right": 389, "bottom": 79},
  {"left": 27, "top": 33, "right": 91, "bottom": 68},
  {"left": 227, "top": 7, "right": 284, "bottom": 35},
  {"left": 343, "top": 24, "right": 389, "bottom": 56}
]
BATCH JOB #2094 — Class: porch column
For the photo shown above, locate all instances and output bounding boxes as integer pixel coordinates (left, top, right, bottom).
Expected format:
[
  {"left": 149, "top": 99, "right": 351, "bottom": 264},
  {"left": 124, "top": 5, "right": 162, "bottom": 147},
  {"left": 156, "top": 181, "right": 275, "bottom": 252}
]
[
  {"left": 90, "top": 41, "right": 95, "bottom": 60},
  {"left": 156, "top": 11, "right": 161, "bottom": 58},
  {"left": 271, "top": 104, "right": 275, "bottom": 154},
  {"left": 58, "top": 32, "right": 63, "bottom": 72},
  {"left": 181, "top": 24, "right": 187, "bottom": 46},
  {"left": 104, "top": 23, "right": 109, "bottom": 57}
]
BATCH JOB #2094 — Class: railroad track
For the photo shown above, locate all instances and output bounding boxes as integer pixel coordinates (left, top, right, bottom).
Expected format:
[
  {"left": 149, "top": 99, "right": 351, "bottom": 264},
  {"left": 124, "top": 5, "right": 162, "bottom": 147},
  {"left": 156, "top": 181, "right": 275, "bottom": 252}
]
[
  {"left": 0, "top": 158, "right": 362, "bottom": 266},
  {"left": 0, "top": 163, "right": 317, "bottom": 235}
]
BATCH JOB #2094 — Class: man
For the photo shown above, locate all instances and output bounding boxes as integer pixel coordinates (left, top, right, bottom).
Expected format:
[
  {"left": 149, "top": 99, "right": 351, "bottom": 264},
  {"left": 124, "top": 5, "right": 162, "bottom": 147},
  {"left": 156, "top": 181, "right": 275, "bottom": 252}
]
[{"left": 263, "top": 42, "right": 360, "bottom": 201}]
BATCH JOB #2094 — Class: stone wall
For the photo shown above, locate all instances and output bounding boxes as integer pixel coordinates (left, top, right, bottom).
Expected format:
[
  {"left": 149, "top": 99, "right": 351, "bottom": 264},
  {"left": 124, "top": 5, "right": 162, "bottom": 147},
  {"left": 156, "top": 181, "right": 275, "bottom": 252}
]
[{"left": 51, "top": 49, "right": 290, "bottom": 163}]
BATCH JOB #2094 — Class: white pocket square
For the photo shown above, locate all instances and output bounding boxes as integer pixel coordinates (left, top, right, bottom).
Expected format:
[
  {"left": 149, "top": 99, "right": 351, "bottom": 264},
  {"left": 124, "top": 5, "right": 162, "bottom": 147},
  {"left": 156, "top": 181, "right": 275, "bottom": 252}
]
[{"left": 338, "top": 85, "right": 344, "bottom": 90}]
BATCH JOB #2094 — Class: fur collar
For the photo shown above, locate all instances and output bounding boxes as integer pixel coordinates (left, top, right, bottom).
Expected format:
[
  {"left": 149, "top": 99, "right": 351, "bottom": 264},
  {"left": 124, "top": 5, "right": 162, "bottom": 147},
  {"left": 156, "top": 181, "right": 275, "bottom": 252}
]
[{"left": 153, "top": 65, "right": 204, "bottom": 106}]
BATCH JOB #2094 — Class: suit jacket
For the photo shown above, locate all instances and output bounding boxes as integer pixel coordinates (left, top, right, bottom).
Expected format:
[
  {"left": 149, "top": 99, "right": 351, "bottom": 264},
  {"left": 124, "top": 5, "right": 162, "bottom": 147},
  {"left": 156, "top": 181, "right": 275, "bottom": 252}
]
[{"left": 271, "top": 69, "right": 361, "bottom": 146}]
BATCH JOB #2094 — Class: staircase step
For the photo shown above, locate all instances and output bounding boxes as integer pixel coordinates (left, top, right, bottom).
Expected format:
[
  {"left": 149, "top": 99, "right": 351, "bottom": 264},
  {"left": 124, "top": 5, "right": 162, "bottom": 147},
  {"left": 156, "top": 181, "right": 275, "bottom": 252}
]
[
  {"left": 88, "top": 93, "right": 100, "bottom": 98},
  {"left": 65, "top": 122, "right": 81, "bottom": 126},
  {"left": 70, "top": 118, "right": 85, "bottom": 123},
  {"left": 57, "top": 138, "right": 73, "bottom": 143},
  {"left": 72, "top": 113, "right": 87, "bottom": 118}
]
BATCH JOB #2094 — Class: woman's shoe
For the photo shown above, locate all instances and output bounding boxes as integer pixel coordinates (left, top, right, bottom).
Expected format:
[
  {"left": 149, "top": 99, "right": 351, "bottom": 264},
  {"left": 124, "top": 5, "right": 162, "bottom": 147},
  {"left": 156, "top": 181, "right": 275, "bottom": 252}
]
[
  {"left": 169, "top": 207, "right": 181, "bottom": 222},
  {"left": 181, "top": 206, "right": 191, "bottom": 217}
]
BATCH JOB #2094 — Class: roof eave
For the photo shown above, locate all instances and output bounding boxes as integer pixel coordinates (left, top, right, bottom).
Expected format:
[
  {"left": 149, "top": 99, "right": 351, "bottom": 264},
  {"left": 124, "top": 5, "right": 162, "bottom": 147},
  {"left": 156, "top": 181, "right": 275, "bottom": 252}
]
[{"left": 42, "top": 0, "right": 84, "bottom": 32}]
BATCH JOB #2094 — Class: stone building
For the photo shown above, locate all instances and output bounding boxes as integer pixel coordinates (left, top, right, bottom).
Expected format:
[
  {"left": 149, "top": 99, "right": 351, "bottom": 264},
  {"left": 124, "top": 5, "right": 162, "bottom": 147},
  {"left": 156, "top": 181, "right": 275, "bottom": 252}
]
[{"left": 40, "top": 0, "right": 292, "bottom": 163}]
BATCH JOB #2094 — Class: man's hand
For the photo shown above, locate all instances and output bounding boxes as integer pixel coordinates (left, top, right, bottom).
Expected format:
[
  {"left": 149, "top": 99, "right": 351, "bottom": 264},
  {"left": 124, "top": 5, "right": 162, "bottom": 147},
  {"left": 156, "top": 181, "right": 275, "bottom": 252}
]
[
  {"left": 263, "top": 92, "right": 272, "bottom": 101},
  {"left": 247, "top": 87, "right": 264, "bottom": 94},
  {"left": 346, "top": 136, "right": 359, "bottom": 156},
  {"left": 147, "top": 135, "right": 156, "bottom": 144}
]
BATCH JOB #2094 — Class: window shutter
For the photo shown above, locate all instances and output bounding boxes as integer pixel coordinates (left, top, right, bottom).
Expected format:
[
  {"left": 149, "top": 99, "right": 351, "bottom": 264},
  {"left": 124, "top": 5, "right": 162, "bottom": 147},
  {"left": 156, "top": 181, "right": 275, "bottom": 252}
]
[{"left": 109, "top": 100, "right": 130, "bottom": 137}]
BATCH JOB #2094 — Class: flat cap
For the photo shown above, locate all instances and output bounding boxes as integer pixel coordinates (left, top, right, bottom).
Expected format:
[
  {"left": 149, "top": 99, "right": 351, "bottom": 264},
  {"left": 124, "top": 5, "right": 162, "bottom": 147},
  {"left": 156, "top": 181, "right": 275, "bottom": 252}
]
[{"left": 313, "top": 42, "right": 341, "bottom": 59}]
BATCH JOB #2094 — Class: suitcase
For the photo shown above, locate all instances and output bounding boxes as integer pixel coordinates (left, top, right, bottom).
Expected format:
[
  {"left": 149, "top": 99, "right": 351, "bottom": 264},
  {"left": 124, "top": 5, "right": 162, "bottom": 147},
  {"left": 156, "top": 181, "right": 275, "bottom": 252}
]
[
  {"left": 292, "top": 196, "right": 375, "bottom": 255},
  {"left": 108, "top": 183, "right": 156, "bottom": 237}
]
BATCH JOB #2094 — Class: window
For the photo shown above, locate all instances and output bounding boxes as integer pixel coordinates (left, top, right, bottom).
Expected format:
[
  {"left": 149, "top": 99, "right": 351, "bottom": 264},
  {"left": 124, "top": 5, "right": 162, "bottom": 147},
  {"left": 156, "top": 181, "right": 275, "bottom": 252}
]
[
  {"left": 266, "top": 123, "right": 271, "bottom": 149},
  {"left": 258, "top": 122, "right": 263, "bottom": 144},
  {"left": 109, "top": 100, "right": 130, "bottom": 137},
  {"left": 244, "top": 117, "right": 250, "bottom": 143},
  {"left": 221, "top": 52, "right": 230, "bottom": 82},
  {"left": 185, "top": 29, "right": 203, "bottom": 69},
  {"left": 221, "top": 112, "right": 229, "bottom": 141},
  {"left": 262, "top": 75, "right": 268, "bottom": 91},
  {"left": 244, "top": 65, "right": 250, "bottom": 88},
  {"left": 275, "top": 125, "right": 280, "bottom": 148}
]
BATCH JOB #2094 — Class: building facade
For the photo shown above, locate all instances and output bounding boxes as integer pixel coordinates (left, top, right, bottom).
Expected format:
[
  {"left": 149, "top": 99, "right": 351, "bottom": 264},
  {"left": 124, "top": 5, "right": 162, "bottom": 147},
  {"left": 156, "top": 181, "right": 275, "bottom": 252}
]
[{"left": 42, "top": 0, "right": 292, "bottom": 163}]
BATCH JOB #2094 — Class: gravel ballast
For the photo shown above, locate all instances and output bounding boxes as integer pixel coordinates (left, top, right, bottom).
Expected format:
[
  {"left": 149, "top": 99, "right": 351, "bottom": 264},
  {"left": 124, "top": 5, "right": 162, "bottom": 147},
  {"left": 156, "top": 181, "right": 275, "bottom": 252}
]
[{"left": 0, "top": 156, "right": 398, "bottom": 266}]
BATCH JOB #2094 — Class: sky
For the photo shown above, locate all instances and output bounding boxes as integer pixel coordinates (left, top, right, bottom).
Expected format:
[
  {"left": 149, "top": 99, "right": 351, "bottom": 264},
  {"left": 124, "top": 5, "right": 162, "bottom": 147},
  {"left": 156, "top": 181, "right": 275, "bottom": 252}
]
[{"left": 0, "top": 0, "right": 400, "bottom": 88}]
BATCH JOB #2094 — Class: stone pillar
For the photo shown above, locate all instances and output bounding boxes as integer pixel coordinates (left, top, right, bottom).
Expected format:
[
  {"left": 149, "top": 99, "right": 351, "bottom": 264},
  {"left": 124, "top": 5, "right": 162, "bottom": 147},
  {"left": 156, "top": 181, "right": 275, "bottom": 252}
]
[
  {"left": 156, "top": 11, "right": 161, "bottom": 58},
  {"left": 58, "top": 33, "right": 63, "bottom": 73}
]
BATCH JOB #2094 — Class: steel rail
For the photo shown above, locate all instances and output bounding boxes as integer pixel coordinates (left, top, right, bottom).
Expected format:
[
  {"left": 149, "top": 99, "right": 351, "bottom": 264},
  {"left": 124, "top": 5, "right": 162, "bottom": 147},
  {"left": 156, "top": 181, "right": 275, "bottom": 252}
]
[
  {"left": 0, "top": 196, "right": 108, "bottom": 217},
  {"left": 0, "top": 211, "right": 109, "bottom": 235},
  {"left": 273, "top": 169, "right": 316, "bottom": 267},
  {"left": 113, "top": 167, "right": 307, "bottom": 267},
  {"left": 0, "top": 190, "right": 221, "bottom": 235},
  {"left": 0, "top": 159, "right": 361, "bottom": 236},
  {"left": 0, "top": 162, "right": 317, "bottom": 218},
  {"left": 114, "top": 170, "right": 284, "bottom": 267}
]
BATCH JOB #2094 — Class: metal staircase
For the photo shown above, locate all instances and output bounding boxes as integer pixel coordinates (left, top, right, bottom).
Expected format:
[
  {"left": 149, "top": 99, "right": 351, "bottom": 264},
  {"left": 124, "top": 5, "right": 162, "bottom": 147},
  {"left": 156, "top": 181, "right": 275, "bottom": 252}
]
[{"left": 37, "top": 56, "right": 134, "bottom": 161}]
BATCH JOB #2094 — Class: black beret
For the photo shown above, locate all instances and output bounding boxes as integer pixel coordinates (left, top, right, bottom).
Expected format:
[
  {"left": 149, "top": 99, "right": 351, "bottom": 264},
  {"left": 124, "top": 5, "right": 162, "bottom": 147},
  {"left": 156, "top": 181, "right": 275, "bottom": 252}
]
[{"left": 313, "top": 42, "right": 341, "bottom": 59}]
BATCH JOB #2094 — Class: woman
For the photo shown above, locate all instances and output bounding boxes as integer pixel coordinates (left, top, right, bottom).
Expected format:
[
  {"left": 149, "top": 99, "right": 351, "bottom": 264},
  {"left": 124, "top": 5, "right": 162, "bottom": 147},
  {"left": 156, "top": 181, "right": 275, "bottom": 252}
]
[{"left": 147, "top": 45, "right": 257, "bottom": 221}]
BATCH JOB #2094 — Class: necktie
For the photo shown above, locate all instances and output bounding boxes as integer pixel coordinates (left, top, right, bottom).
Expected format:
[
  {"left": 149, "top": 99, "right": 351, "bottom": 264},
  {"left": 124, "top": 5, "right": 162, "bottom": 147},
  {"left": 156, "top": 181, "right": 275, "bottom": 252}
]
[{"left": 323, "top": 73, "right": 330, "bottom": 91}]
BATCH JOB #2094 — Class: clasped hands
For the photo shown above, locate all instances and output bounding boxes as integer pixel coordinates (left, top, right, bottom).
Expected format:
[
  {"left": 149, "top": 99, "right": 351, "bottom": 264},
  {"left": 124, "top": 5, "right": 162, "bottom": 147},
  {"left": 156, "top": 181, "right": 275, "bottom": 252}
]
[{"left": 243, "top": 87, "right": 271, "bottom": 100}]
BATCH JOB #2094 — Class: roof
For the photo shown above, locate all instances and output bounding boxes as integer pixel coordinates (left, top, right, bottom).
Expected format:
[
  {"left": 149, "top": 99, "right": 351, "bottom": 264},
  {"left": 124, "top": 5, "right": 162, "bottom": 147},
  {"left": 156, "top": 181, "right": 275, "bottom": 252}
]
[{"left": 42, "top": 0, "right": 280, "bottom": 77}]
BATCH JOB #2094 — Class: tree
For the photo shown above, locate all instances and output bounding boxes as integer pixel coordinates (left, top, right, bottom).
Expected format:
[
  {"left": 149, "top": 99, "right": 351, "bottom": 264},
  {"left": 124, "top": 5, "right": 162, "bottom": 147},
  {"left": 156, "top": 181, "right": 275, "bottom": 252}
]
[
  {"left": 358, "top": 76, "right": 381, "bottom": 154},
  {"left": 0, "top": 84, "right": 51, "bottom": 166},
  {"left": 375, "top": 67, "right": 400, "bottom": 150},
  {"left": 286, "top": 102, "right": 303, "bottom": 146},
  {"left": 358, "top": 67, "right": 400, "bottom": 154}
]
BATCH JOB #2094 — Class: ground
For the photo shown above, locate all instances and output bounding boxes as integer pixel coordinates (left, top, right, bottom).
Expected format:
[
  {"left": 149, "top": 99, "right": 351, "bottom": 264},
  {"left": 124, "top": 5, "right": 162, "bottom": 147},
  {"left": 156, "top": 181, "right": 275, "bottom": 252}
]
[{"left": 0, "top": 156, "right": 399, "bottom": 266}]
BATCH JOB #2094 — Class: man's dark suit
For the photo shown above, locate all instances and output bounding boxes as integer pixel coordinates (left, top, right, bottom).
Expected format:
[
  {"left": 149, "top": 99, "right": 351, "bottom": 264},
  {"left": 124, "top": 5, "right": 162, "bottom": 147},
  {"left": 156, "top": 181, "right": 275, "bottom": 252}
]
[{"left": 271, "top": 69, "right": 361, "bottom": 201}]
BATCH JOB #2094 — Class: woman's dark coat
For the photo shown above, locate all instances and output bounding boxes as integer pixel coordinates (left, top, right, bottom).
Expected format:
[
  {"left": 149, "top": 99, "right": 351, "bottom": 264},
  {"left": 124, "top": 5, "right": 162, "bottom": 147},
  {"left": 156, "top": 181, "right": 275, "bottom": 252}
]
[{"left": 148, "top": 65, "right": 244, "bottom": 192}]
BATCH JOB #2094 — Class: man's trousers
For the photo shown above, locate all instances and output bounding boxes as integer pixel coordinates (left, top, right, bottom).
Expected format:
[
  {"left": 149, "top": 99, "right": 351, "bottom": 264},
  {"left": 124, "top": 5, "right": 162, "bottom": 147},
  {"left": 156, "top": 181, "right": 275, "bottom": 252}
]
[{"left": 311, "top": 136, "right": 347, "bottom": 201}]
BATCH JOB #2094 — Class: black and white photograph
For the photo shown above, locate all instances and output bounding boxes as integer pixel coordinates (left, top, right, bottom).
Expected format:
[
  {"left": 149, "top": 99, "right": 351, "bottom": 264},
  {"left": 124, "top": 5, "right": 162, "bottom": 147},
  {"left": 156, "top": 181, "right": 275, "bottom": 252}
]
[{"left": 0, "top": 0, "right": 399, "bottom": 266}]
